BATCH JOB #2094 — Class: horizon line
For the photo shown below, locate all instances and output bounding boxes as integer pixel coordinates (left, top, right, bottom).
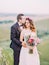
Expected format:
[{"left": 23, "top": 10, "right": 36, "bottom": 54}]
[{"left": 0, "top": 13, "right": 49, "bottom": 16}]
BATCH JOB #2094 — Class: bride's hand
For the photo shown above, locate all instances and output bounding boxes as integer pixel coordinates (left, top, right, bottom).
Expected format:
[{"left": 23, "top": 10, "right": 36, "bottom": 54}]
[{"left": 22, "top": 41, "right": 27, "bottom": 48}]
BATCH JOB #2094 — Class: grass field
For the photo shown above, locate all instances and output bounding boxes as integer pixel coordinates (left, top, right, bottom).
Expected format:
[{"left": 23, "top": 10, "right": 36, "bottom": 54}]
[
  {"left": 0, "top": 19, "right": 49, "bottom": 65},
  {"left": 38, "top": 38, "right": 49, "bottom": 65}
]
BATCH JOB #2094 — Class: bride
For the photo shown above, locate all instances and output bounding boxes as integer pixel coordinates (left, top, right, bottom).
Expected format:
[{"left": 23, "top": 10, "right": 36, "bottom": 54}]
[{"left": 19, "top": 18, "right": 40, "bottom": 65}]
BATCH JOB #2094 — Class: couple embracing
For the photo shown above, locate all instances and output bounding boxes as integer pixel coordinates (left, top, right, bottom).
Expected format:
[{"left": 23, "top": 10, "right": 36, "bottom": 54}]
[{"left": 10, "top": 14, "right": 40, "bottom": 65}]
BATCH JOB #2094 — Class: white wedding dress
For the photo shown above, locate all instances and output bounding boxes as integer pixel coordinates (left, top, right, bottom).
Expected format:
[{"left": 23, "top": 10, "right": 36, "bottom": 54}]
[{"left": 19, "top": 29, "right": 40, "bottom": 65}]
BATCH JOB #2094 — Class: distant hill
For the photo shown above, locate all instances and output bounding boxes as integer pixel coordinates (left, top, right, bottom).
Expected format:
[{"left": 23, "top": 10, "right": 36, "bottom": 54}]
[
  {"left": 0, "top": 13, "right": 17, "bottom": 17},
  {"left": 0, "top": 13, "right": 49, "bottom": 22},
  {"left": 0, "top": 13, "right": 49, "bottom": 17}
]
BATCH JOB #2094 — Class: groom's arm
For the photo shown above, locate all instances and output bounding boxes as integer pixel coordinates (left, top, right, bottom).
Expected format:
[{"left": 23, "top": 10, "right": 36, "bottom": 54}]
[{"left": 11, "top": 26, "right": 22, "bottom": 47}]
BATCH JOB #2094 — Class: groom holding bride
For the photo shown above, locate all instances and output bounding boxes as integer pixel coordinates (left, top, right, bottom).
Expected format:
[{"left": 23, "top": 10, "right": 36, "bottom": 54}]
[{"left": 10, "top": 13, "right": 40, "bottom": 65}]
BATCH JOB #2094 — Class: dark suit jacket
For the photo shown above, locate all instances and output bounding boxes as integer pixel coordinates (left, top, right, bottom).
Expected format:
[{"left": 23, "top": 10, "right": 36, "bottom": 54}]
[{"left": 10, "top": 22, "right": 22, "bottom": 51}]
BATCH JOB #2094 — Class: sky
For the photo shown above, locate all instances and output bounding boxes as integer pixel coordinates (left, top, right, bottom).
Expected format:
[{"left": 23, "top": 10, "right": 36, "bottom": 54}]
[{"left": 0, "top": 0, "right": 49, "bottom": 15}]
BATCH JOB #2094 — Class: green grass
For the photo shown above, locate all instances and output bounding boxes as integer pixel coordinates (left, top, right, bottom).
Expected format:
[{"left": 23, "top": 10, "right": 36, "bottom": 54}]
[
  {"left": 0, "top": 23, "right": 13, "bottom": 65},
  {"left": 37, "top": 39, "right": 49, "bottom": 65},
  {"left": 0, "top": 24, "right": 10, "bottom": 41},
  {"left": 0, "top": 48, "right": 13, "bottom": 65},
  {"left": 35, "top": 19, "right": 49, "bottom": 31},
  {"left": 0, "top": 41, "right": 13, "bottom": 65},
  {"left": 0, "top": 38, "right": 49, "bottom": 65},
  {"left": 2, "top": 48, "right": 13, "bottom": 65}
]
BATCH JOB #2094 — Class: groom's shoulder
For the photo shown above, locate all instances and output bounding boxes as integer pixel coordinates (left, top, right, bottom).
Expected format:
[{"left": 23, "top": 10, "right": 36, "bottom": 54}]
[{"left": 11, "top": 22, "right": 18, "bottom": 28}]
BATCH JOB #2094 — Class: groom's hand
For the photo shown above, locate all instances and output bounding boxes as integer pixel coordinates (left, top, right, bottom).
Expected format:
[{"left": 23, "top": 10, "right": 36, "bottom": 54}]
[{"left": 22, "top": 42, "right": 27, "bottom": 48}]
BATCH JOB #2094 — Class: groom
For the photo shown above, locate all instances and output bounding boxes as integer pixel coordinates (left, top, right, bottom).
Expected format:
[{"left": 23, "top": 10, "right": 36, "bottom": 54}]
[{"left": 10, "top": 14, "right": 26, "bottom": 65}]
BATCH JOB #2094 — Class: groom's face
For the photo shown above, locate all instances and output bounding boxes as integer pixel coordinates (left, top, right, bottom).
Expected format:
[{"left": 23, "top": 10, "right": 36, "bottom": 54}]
[{"left": 21, "top": 16, "right": 26, "bottom": 24}]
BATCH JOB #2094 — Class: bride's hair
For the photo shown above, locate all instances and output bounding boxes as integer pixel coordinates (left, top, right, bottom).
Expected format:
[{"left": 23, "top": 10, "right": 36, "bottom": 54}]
[{"left": 24, "top": 18, "right": 36, "bottom": 32}]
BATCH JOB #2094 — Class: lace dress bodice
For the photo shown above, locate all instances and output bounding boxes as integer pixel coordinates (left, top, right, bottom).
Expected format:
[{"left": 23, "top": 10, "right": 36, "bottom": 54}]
[{"left": 22, "top": 29, "right": 37, "bottom": 45}]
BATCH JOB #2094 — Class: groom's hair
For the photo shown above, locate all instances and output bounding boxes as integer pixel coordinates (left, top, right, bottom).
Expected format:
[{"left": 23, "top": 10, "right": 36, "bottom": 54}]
[{"left": 17, "top": 14, "right": 24, "bottom": 22}]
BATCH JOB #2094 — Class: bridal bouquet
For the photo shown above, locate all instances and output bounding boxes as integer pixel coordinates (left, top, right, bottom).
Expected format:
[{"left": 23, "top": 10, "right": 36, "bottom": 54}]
[{"left": 25, "top": 35, "right": 40, "bottom": 54}]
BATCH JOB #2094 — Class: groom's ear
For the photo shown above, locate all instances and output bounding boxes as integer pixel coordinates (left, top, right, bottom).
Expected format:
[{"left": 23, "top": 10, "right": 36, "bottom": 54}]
[{"left": 17, "top": 14, "right": 24, "bottom": 22}]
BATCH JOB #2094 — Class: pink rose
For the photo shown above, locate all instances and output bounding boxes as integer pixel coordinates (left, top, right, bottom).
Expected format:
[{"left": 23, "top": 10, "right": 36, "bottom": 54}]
[{"left": 28, "top": 38, "right": 34, "bottom": 44}]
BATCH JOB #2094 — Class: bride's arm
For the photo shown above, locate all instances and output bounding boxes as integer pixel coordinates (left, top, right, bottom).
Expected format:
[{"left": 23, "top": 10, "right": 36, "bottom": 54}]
[
  {"left": 20, "top": 31, "right": 26, "bottom": 47},
  {"left": 20, "top": 31, "right": 24, "bottom": 42}
]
